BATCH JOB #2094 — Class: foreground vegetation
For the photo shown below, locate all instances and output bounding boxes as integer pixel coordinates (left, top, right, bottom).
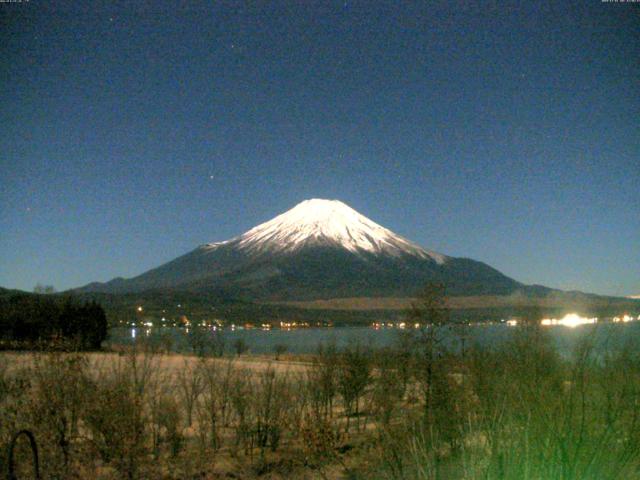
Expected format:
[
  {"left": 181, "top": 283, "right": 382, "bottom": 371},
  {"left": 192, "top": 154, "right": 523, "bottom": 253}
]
[{"left": 2, "top": 320, "right": 640, "bottom": 479}]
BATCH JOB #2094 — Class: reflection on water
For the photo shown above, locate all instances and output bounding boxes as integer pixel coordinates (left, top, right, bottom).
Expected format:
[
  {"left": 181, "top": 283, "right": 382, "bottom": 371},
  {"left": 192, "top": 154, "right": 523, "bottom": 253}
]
[{"left": 110, "top": 320, "right": 640, "bottom": 356}]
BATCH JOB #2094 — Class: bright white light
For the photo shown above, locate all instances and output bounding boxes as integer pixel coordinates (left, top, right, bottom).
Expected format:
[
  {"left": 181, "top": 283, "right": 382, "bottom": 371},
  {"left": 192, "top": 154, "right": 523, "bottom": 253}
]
[
  {"left": 560, "top": 314, "right": 593, "bottom": 328},
  {"left": 131, "top": 328, "right": 136, "bottom": 339},
  {"left": 541, "top": 313, "right": 597, "bottom": 328},
  {"left": 506, "top": 319, "right": 518, "bottom": 327}
]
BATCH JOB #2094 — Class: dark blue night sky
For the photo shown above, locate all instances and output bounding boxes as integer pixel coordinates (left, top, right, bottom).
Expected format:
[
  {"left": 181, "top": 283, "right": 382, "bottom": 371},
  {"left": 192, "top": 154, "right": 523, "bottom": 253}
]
[{"left": 1, "top": 1, "right": 638, "bottom": 295}]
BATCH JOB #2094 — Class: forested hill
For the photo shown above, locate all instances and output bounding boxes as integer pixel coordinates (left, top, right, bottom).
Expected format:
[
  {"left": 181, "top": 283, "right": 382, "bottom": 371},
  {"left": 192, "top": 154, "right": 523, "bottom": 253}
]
[{"left": 0, "top": 288, "right": 108, "bottom": 349}]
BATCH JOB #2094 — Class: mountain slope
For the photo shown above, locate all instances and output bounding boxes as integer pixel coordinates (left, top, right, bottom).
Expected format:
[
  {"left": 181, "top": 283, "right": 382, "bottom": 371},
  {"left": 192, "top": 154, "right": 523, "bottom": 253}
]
[{"left": 78, "top": 199, "right": 527, "bottom": 299}]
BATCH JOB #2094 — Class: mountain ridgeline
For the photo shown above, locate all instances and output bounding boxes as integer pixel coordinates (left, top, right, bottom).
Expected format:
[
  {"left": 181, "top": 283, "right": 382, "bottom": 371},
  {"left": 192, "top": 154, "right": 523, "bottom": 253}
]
[{"left": 79, "top": 199, "right": 543, "bottom": 300}]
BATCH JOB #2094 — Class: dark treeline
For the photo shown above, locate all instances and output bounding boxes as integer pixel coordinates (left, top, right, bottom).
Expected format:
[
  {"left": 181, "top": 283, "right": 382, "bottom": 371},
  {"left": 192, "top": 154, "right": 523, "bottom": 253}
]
[{"left": 0, "top": 292, "right": 107, "bottom": 350}]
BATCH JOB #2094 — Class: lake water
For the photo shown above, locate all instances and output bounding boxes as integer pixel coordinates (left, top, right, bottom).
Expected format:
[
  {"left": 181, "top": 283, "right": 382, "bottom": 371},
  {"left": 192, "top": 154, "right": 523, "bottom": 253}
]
[{"left": 108, "top": 321, "right": 640, "bottom": 356}]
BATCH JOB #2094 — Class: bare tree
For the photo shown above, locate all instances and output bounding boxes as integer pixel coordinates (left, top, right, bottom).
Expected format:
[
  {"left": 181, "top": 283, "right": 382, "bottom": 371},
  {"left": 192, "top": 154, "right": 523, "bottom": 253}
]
[
  {"left": 405, "top": 282, "right": 450, "bottom": 425},
  {"left": 176, "top": 358, "right": 203, "bottom": 427},
  {"left": 337, "top": 342, "right": 371, "bottom": 433}
]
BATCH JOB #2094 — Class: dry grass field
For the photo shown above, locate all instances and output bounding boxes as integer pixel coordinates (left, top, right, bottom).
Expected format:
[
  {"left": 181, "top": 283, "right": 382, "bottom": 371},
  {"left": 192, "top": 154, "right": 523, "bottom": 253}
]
[
  {"left": 1, "top": 351, "right": 313, "bottom": 377},
  {"left": 3, "top": 326, "right": 640, "bottom": 479}
]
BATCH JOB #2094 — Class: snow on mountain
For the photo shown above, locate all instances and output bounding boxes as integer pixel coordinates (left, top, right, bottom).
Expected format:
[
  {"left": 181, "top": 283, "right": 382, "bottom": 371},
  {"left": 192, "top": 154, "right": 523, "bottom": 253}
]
[{"left": 204, "top": 199, "right": 447, "bottom": 263}]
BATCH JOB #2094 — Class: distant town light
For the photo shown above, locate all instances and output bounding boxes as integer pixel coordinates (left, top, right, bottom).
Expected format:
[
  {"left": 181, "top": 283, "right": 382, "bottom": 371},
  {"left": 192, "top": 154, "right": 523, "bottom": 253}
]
[
  {"left": 136, "top": 306, "right": 143, "bottom": 312},
  {"left": 541, "top": 313, "right": 597, "bottom": 328}
]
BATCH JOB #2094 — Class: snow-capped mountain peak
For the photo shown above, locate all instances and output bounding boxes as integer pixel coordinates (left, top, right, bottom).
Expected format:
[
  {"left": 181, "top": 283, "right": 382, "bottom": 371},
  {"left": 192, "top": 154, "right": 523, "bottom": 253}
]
[{"left": 207, "top": 199, "right": 446, "bottom": 263}]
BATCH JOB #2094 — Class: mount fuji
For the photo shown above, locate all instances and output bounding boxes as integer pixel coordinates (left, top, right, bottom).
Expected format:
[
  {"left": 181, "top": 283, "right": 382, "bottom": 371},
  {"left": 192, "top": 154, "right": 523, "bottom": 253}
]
[{"left": 79, "top": 199, "right": 531, "bottom": 300}]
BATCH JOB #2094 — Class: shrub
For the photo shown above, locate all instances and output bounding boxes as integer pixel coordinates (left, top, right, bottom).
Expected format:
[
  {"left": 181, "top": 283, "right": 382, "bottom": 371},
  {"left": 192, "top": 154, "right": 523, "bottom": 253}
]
[
  {"left": 233, "top": 338, "right": 249, "bottom": 356},
  {"left": 83, "top": 354, "right": 154, "bottom": 479},
  {"left": 274, "top": 343, "right": 288, "bottom": 360}
]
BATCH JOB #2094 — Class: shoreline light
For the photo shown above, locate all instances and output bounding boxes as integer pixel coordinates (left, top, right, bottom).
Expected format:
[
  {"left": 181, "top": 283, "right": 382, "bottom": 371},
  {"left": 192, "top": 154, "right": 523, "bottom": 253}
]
[
  {"left": 541, "top": 313, "right": 597, "bottom": 328},
  {"left": 612, "top": 314, "right": 633, "bottom": 323}
]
